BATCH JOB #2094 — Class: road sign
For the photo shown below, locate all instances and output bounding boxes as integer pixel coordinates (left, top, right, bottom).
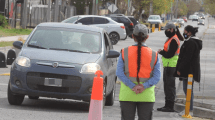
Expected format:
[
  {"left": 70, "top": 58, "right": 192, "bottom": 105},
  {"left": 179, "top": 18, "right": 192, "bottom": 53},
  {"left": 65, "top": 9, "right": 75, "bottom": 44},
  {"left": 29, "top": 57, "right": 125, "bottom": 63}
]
[{"left": 108, "top": 4, "right": 118, "bottom": 13}]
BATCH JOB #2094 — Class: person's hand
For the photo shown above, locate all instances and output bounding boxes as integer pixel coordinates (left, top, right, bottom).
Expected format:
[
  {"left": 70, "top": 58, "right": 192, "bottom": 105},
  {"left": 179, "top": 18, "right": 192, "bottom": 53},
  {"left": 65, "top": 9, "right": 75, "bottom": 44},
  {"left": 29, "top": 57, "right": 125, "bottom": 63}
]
[
  {"left": 177, "top": 71, "right": 181, "bottom": 76},
  {"left": 132, "top": 84, "right": 144, "bottom": 94},
  {"left": 137, "top": 84, "right": 144, "bottom": 94},
  {"left": 157, "top": 49, "right": 162, "bottom": 53}
]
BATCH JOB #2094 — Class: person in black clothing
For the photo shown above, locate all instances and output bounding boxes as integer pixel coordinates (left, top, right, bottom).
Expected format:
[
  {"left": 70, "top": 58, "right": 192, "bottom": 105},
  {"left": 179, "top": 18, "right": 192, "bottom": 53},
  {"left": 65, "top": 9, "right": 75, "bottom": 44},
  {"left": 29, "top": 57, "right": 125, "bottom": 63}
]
[
  {"left": 157, "top": 23, "right": 184, "bottom": 112},
  {"left": 175, "top": 25, "right": 202, "bottom": 115}
]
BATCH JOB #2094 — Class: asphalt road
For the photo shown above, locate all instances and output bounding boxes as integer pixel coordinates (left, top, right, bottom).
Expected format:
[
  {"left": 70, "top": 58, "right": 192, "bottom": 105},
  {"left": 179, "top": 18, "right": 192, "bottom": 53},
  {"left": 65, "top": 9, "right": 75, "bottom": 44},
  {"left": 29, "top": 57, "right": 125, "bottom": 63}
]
[{"left": 0, "top": 18, "right": 209, "bottom": 120}]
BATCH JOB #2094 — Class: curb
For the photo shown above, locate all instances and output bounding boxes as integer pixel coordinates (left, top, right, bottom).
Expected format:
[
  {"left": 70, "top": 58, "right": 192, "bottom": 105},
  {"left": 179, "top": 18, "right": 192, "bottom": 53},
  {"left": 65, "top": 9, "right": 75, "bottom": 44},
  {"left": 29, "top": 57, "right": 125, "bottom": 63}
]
[
  {"left": 174, "top": 103, "right": 215, "bottom": 119},
  {"left": 175, "top": 98, "right": 215, "bottom": 119},
  {"left": 0, "top": 73, "right": 10, "bottom": 76},
  {"left": 176, "top": 98, "right": 215, "bottom": 110}
]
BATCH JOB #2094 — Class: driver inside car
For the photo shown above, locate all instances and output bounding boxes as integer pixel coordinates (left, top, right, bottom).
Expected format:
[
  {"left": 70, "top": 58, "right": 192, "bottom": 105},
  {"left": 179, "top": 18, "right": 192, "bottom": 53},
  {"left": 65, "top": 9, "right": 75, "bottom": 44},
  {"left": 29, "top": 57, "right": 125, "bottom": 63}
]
[{"left": 81, "top": 34, "right": 99, "bottom": 52}]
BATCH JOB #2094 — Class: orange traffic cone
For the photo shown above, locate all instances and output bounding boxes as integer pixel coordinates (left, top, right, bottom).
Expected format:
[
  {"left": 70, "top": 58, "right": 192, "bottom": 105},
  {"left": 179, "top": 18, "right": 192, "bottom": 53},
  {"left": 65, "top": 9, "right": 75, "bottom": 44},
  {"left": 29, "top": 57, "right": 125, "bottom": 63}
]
[{"left": 88, "top": 70, "right": 103, "bottom": 120}]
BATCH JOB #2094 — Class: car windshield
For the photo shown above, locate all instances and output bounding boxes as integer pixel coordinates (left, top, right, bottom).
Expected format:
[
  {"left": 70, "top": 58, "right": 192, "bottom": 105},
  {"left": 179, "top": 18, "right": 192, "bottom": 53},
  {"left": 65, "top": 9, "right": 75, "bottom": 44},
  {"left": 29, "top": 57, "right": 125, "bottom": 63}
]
[
  {"left": 28, "top": 27, "right": 101, "bottom": 53},
  {"left": 62, "top": 16, "right": 79, "bottom": 23},
  {"left": 172, "top": 19, "right": 177, "bottom": 22},
  {"left": 199, "top": 19, "right": 203, "bottom": 22},
  {"left": 148, "top": 16, "right": 160, "bottom": 20}
]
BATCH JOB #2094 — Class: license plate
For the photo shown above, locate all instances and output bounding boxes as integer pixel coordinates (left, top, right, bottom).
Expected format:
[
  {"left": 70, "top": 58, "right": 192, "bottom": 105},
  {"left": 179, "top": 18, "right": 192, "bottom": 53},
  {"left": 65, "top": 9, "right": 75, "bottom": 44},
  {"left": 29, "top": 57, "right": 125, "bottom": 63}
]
[{"left": 44, "top": 78, "right": 62, "bottom": 87}]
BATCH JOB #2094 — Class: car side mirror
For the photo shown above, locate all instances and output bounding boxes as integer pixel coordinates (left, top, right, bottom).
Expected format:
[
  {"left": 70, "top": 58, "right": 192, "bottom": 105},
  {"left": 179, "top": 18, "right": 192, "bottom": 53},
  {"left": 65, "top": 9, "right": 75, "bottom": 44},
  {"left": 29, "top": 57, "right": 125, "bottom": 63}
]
[
  {"left": 13, "top": 41, "right": 23, "bottom": 49},
  {"left": 107, "top": 49, "right": 120, "bottom": 58}
]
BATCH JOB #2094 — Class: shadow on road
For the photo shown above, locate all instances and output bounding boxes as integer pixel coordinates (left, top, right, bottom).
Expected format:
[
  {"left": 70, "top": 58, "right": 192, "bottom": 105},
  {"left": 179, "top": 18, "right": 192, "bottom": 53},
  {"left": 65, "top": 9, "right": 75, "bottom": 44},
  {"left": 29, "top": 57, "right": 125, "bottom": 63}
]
[{"left": 0, "top": 97, "right": 90, "bottom": 113}]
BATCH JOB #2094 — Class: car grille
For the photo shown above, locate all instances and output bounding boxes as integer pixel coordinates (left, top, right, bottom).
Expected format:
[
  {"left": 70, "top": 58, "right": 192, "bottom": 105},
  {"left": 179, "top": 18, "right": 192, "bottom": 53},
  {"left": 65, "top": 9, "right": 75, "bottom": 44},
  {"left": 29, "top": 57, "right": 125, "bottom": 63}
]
[{"left": 26, "top": 72, "right": 82, "bottom": 93}]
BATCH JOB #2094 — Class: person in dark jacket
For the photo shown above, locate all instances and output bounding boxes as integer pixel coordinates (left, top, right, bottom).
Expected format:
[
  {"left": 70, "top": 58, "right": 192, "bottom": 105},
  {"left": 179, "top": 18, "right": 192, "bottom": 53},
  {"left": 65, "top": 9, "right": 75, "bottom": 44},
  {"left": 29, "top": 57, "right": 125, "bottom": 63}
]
[
  {"left": 175, "top": 25, "right": 202, "bottom": 115},
  {"left": 157, "top": 23, "right": 184, "bottom": 112}
]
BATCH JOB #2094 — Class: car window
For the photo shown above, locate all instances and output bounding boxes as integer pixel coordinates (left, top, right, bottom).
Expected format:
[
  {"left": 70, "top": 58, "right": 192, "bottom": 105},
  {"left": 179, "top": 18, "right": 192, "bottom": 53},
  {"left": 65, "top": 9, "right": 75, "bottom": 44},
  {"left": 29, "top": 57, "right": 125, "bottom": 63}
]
[
  {"left": 105, "top": 32, "right": 113, "bottom": 49},
  {"left": 93, "top": 17, "right": 109, "bottom": 24},
  {"left": 129, "top": 17, "right": 138, "bottom": 25},
  {"left": 28, "top": 27, "right": 101, "bottom": 53},
  {"left": 111, "top": 17, "right": 118, "bottom": 22},
  {"left": 119, "top": 17, "right": 130, "bottom": 23},
  {"left": 148, "top": 16, "right": 160, "bottom": 20},
  {"left": 77, "top": 17, "right": 93, "bottom": 25},
  {"left": 104, "top": 33, "right": 110, "bottom": 54},
  {"left": 62, "top": 16, "right": 79, "bottom": 23}
]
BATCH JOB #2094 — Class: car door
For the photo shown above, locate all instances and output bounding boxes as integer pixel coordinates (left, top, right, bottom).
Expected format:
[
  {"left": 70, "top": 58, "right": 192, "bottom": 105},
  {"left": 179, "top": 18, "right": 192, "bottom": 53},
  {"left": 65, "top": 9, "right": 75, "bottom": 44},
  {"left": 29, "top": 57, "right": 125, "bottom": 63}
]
[{"left": 104, "top": 32, "right": 115, "bottom": 93}]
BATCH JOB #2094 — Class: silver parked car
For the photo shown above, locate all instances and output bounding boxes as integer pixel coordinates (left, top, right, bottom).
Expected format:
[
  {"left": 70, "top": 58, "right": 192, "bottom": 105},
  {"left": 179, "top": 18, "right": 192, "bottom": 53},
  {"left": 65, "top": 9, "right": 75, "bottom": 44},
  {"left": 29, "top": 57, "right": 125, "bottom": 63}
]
[
  {"left": 177, "top": 19, "right": 185, "bottom": 26},
  {"left": 62, "top": 15, "right": 127, "bottom": 45},
  {"left": 8, "top": 23, "right": 119, "bottom": 107}
]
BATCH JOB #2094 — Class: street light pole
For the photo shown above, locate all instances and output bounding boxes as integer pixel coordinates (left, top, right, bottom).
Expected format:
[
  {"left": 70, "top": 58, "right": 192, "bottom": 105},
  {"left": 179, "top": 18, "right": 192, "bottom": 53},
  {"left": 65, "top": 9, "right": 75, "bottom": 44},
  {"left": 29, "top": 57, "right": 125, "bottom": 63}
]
[{"left": 175, "top": 0, "right": 179, "bottom": 18}]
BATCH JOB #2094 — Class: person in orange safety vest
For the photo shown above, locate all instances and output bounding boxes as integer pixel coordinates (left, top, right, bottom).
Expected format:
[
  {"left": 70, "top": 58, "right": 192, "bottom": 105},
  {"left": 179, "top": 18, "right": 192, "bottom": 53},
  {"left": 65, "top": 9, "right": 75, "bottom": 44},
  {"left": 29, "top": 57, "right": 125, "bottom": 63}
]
[
  {"left": 157, "top": 23, "right": 184, "bottom": 112},
  {"left": 116, "top": 24, "right": 161, "bottom": 120}
]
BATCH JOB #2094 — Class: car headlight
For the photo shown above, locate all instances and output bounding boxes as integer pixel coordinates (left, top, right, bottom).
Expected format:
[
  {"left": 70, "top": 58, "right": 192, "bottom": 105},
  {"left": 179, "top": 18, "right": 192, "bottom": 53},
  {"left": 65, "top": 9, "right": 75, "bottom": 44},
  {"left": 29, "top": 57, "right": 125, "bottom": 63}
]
[
  {"left": 80, "top": 63, "right": 101, "bottom": 73},
  {"left": 16, "top": 56, "right": 31, "bottom": 67}
]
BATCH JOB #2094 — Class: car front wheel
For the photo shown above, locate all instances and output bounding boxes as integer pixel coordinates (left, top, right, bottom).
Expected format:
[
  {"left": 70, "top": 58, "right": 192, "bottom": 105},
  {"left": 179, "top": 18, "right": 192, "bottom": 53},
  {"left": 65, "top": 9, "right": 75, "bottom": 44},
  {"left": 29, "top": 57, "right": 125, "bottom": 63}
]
[
  {"left": 7, "top": 82, "right": 24, "bottom": 105},
  {"left": 105, "top": 81, "right": 116, "bottom": 106},
  {"left": 109, "top": 32, "right": 119, "bottom": 45}
]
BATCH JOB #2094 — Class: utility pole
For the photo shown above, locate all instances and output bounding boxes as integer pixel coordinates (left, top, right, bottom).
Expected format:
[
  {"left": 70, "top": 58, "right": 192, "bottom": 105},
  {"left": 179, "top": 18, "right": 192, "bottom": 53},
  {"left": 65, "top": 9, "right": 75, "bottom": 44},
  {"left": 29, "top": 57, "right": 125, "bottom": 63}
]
[
  {"left": 175, "top": 0, "right": 179, "bottom": 18},
  {"left": 149, "top": 0, "right": 153, "bottom": 15},
  {"left": 92, "top": 0, "right": 95, "bottom": 15},
  {"left": 47, "top": 0, "right": 51, "bottom": 22},
  {"left": 115, "top": 0, "right": 117, "bottom": 6},
  {"left": 54, "top": 0, "right": 59, "bottom": 22}
]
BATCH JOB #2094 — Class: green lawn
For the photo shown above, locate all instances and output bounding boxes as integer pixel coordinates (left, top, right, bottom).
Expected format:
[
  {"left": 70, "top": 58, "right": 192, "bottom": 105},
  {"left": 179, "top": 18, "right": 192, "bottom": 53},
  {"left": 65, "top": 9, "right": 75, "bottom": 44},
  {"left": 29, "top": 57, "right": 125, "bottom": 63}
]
[
  {"left": 0, "top": 27, "right": 32, "bottom": 37},
  {"left": 0, "top": 41, "right": 14, "bottom": 47}
]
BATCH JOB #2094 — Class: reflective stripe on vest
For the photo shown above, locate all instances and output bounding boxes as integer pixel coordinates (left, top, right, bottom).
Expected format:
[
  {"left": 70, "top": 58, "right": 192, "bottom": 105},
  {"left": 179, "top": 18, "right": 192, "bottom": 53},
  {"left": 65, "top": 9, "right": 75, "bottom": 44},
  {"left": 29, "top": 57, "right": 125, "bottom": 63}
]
[
  {"left": 122, "top": 46, "right": 157, "bottom": 83},
  {"left": 164, "top": 35, "right": 180, "bottom": 55}
]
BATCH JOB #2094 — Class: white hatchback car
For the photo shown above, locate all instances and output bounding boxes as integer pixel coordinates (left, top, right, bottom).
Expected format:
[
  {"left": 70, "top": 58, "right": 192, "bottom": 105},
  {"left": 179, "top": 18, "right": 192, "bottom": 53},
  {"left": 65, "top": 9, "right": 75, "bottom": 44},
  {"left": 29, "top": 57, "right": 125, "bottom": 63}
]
[
  {"left": 147, "top": 15, "right": 162, "bottom": 24},
  {"left": 62, "top": 15, "right": 127, "bottom": 45}
]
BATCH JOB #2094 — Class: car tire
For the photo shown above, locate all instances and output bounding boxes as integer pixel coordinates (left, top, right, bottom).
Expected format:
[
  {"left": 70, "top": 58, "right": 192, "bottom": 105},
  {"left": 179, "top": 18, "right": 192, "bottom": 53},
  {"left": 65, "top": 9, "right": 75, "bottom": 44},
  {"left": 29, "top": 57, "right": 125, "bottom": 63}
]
[
  {"left": 103, "top": 81, "right": 107, "bottom": 109},
  {"left": 109, "top": 32, "right": 119, "bottom": 45},
  {"left": 7, "top": 82, "right": 24, "bottom": 105},
  {"left": 28, "top": 96, "right": 39, "bottom": 100},
  {"left": 105, "top": 81, "right": 116, "bottom": 106}
]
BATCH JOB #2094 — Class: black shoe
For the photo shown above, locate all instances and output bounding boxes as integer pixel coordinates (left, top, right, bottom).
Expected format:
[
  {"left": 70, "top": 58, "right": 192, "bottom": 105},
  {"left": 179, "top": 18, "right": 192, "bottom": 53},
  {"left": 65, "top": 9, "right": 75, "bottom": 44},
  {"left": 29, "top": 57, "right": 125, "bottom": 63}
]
[
  {"left": 158, "top": 107, "right": 175, "bottom": 112},
  {"left": 157, "top": 106, "right": 167, "bottom": 111}
]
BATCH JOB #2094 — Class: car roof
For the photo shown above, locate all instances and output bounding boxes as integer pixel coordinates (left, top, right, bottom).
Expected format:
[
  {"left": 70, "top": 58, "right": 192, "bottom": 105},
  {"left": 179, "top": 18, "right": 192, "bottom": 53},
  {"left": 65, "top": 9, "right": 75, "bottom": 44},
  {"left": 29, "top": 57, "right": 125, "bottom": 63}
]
[{"left": 37, "top": 22, "right": 103, "bottom": 33}]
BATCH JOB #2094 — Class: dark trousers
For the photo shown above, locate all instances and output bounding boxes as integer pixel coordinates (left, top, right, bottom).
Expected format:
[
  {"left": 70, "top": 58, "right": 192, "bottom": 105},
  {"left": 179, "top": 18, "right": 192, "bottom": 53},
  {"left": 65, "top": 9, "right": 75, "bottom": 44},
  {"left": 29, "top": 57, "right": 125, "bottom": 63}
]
[
  {"left": 120, "top": 101, "right": 154, "bottom": 120},
  {"left": 182, "top": 78, "right": 194, "bottom": 111},
  {"left": 163, "top": 67, "right": 176, "bottom": 108}
]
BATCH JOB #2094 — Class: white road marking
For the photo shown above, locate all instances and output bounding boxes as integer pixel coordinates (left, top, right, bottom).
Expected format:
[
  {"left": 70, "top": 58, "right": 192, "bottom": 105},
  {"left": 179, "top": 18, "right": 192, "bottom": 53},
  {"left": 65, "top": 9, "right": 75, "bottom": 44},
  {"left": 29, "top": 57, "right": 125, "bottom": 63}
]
[{"left": 0, "top": 83, "right": 8, "bottom": 86}]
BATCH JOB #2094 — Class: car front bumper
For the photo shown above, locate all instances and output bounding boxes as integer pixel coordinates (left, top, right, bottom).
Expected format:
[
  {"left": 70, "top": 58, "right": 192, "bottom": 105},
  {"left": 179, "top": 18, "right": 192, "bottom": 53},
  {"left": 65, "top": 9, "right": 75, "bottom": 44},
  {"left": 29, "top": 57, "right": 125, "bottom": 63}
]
[{"left": 9, "top": 61, "right": 98, "bottom": 102}]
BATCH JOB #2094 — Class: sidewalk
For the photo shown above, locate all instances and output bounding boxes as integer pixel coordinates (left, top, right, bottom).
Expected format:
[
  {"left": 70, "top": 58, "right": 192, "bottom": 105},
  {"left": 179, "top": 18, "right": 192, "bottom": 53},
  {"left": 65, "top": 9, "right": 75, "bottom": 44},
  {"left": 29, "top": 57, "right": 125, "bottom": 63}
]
[{"left": 175, "top": 18, "right": 215, "bottom": 119}]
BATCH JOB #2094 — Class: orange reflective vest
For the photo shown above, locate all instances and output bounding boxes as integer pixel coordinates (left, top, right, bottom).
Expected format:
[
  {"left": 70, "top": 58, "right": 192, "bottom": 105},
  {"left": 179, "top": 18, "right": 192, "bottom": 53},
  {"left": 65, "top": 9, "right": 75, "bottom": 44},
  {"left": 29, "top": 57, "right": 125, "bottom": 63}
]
[
  {"left": 162, "top": 35, "right": 180, "bottom": 67},
  {"left": 163, "top": 35, "right": 180, "bottom": 55},
  {"left": 119, "top": 46, "right": 158, "bottom": 102}
]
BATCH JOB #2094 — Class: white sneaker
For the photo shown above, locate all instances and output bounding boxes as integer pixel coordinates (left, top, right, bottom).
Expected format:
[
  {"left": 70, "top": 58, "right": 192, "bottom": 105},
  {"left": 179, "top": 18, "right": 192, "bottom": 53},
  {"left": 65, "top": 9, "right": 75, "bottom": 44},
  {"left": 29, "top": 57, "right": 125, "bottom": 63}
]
[
  {"left": 189, "top": 111, "right": 193, "bottom": 116},
  {"left": 178, "top": 110, "right": 185, "bottom": 116}
]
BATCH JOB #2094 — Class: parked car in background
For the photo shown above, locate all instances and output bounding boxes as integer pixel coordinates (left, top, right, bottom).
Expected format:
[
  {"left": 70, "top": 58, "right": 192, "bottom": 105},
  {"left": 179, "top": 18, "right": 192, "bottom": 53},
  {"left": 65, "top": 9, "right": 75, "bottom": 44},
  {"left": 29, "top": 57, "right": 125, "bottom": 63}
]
[
  {"left": 168, "top": 19, "right": 180, "bottom": 28},
  {"left": 198, "top": 19, "right": 205, "bottom": 25},
  {"left": 192, "top": 15, "right": 199, "bottom": 21},
  {"left": 62, "top": 15, "right": 127, "bottom": 45},
  {"left": 127, "top": 16, "right": 139, "bottom": 27},
  {"left": 189, "top": 15, "right": 194, "bottom": 20},
  {"left": 8, "top": 23, "right": 119, "bottom": 107},
  {"left": 177, "top": 19, "right": 185, "bottom": 26},
  {"left": 182, "top": 17, "right": 187, "bottom": 22},
  {"left": 105, "top": 14, "right": 134, "bottom": 38},
  {"left": 147, "top": 15, "right": 162, "bottom": 24},
  {"left": 199, "top": 15, "right": 205, "bottom": 19}
]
